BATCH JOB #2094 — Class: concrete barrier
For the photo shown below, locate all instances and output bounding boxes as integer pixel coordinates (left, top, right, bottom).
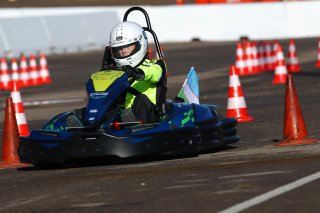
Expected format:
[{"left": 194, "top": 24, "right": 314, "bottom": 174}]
[
  {"left": 0, "top": 10, "right": 120, "bottom": 57},
  {"left": 0, "top": 1, "right": 319, "bottom": 57}
]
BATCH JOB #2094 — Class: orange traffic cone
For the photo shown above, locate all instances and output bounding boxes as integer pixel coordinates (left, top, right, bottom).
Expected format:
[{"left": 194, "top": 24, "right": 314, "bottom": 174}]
[
  {"left": 244, "top": 42, "right": 254, "bottom": 75},
  {"left": 226, "top": 65, "right": 255, "bottom": 122},
  {"left": 286, "top": 39, "right": 302, "bottom": 73},
  {"left": 10, "top": 58, "right": 20, "bottom": 88},
  {"left": 315, "top": 39, "right": 320, "bottom": 68},
  {"left": 251, "top": 42, "right": 260, "bottom": 74},
  {"left": 1, "top": 97, "right": 19, "bottom": 163},
  {"left": 0, "top": 97, "right": 29, "bottom": 168},
  {"left": 39, "top": 53, "right": 52, "bottom": 84},
  {"left": 257, "top": 41, "right": 266, "bottom": 72},
  {"left": 0, "top": 58, "right": 11, "bottom": 90},
  {"left": 271, "top": 40, "right": 280, "bottom": 70},
  {"left": 235, "top": 42, "right": 248, "bottom": 76},
  {"left": 148, "top": 47, "right": 153, "bottom": 59},
  {"left": 195, "top": 0, "right": 209, "bottom": 3},
  {"left": 11, "top": 81, "right": 30, "bottom": 136},
  {"left": 272, "top": 45, "right": 288, "bottom": 84},
  {"left": 176, "top": 0, "right": 185, "bottom": 5},
  {"left": 28, "top": 54, "right": 41, "bottom": 86},
  {"left": 275, "top": 75, "right": 317, "bottom": 146},
  {"left": 265, "top": 41, "right": 274, "bottom": 71},
  {"left": 19, "top": 54, "right": 31, "bottom": 87}
]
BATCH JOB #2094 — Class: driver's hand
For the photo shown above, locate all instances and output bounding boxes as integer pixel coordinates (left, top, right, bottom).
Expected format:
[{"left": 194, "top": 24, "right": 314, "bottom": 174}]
[{"left": 122, "top": 65, "right": 145, "bottom": 81}]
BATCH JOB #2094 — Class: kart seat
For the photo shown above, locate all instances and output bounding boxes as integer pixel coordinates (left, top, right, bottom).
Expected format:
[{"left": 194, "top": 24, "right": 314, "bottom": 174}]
[{"left": 154, "top": 58, "right": 167, "bottom": 116}]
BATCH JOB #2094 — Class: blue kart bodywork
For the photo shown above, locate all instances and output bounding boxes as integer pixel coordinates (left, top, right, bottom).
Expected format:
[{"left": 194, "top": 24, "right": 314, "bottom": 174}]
[{"left": 18, "top": 70, "right": 239, "bottom": 165}]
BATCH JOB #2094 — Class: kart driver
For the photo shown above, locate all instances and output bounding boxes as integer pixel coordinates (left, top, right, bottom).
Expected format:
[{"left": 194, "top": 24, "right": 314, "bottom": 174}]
[{"left": 109, "top": 21, "right": 167, "bottom": 123}]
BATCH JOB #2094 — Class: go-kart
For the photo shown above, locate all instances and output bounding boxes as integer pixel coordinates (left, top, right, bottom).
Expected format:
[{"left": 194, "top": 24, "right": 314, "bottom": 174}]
[{"left": 18, "top": 7, "right": 239, "bottom": 166}]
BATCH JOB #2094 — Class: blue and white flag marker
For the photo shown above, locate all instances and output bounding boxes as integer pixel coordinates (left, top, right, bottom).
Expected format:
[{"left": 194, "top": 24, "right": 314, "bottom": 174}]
[{"left": 178, "top": 67, "right": 199, "bottom": 104}]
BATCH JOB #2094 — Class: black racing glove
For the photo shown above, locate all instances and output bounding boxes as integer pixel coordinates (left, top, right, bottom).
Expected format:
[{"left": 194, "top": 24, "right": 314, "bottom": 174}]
[{"left": 122, "top": 65, "right": 145, "bottom": 81}]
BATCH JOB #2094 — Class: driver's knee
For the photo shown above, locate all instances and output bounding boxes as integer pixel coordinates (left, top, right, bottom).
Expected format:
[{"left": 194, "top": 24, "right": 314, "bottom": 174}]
[{"left": 132, "top": 94, "right": 157, "bottom": 123}]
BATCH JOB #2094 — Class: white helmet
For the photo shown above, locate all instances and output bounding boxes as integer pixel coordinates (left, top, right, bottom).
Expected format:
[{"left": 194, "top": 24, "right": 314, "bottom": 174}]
[{"left": 109, "top": 21, "right": 148, "bottom": 67}]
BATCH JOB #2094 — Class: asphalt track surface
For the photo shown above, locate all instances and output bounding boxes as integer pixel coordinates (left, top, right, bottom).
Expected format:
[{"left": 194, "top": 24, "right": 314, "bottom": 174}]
[{"left": 1, "top": 38, "right": 320, "bottom": 212}]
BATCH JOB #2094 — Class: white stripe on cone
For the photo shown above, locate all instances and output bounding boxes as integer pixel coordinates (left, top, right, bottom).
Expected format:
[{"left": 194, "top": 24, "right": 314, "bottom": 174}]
[
  {"left": 288, "top": 58, "right": 298, "bottom": 64},
  {"left": 289, "top": 44, "right": 296, "bottom": 52},
  {"left": 275, "top": 66, "right": 287, "bottom": 74},
  {"left": 236, "top": 61, "right": 246, "bottom": 68},
  {"left": 1, "top": 74, "right": 10, "bottom": 82},
  {"left": 266, "top": 44, "right": 273, "bottom": 65},
  {"left": 11, "top": 59, "right": 19, "bottom": 81},
  {"left": 245, "top": 46, "right": 254, "bottom": 68},
  {"left": 229, "top": 76, "right": 241, "bottom": 87},
  {"left": 39, "top": 56, "right": 49, "bottom": 78},
  {"left": 258, "top": 44, "right": 266, "bottom": 69},
  {"left": 277, "top": 51, "right": 284, "bottom": 60},
  {"left": 227, "top": 97, "right": 247, "bottom": 109},
  {"left": 252, "top": 43, "right": 259, "bottom": 70},
  {"left": 1, "top": 59, "right": 11, "bottom": 88},
  {"left": 10, "top": 82, "right": 29, "bottom": 136},
  {"left": 20, "top": 73, "right": 29, "bottom": 81},
  {"left": 11, "top": 91, "right": 22, "bottom": 103},
  {"left": 235, "top": 44, "right": 246, "bottom": 70},
  {"left": 29, "top": 56, "right": 39, "bottom": 81},
  {"left": 16, "top": 113, "right": 27, "bottom": 125}
]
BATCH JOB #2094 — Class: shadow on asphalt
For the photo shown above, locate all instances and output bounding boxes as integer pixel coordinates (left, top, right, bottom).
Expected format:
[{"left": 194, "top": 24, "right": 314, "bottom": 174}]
[
  {"left": 290, "top": 71, "right": 320, "bottom": 77},
  {"left": 16, "top": 145, "right": 238, "bottom": 171}
]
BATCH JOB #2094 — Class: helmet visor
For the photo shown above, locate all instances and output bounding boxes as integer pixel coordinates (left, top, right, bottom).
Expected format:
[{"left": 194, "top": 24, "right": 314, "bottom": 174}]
[{"left": 111, "top": 41, "right": 141, "bottom": 59}]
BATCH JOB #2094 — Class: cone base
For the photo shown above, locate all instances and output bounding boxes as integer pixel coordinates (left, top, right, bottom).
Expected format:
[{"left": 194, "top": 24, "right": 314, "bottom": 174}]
[
  {"left": 41, "top": 78, "right": 52, "bottom": 84},
  {"left": 251, "top": 67, "right": 260, "bottom": 75},
  {"left": 227, "top": 108, "right": 255, "bottom": 123},
  {"left": 19, "top": 80, "right": 33, "bottom": 88},
  {"left": 237, "top": 70, "right": 249, "bottom": 76},
  {"left": 272, "top": 76, "right": 287, "bottom": 84},
  {"left": 30, "top": 80, "right": 41, "bottom": 87},
  {"left": 274, "top": 138, "right": 317, "bottom": 147},
  {"left": 237, "top": 115, "right": 256, "bottom": 122},
  {"left": 287, "top": 66, "right": 302, "bottom": 73},
  {"left": 288, "top": 69, "right": 302, "bottom": 73},
  {"left": 0, "top": 161, "right": 30, "bottom": 169},
  {"left": 266, "top": 65, "right": 275, "bottom": 72}
]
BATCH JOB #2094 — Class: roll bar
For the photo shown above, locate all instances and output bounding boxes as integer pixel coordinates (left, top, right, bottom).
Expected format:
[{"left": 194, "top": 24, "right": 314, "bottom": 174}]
[{"left": 123, "top": 7, "right": 163, "bottom": 60}]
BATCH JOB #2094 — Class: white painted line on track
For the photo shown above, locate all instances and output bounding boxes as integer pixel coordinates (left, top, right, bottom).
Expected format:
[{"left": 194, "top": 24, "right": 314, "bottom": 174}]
[
  {"left": 219, "top": 171, "right": 291, "bottom": 179},
  {"left": 175, "top": 179, "right": 207, "bottom": 184},
  {"left": 23, "top": 98, "right": 85, "bottom": 106},
  {"left": 215, "top": 189, "right": 253, "bottom": 195},
  {"left": 218, "top": 171, "right": 320, "bottom": 213},
  {"left": 71, "top": 202, "right": 106, "bottom": 208},
  {"left": 106, "top": 161, "right": 166, "bottom": 170},
  {"left": 0, "top": 196, "right": 46, "bottom": 211},
  {"left": 215, "top": 161, "right": 250, "bottom": 165},
  {"left": 226, "top": 179, "right": 248, "bottom": 183},
  {"left": 164, "top": 183, "right": 208, "bottom": 190},
  {"left": 0, "top": 98, "right": 85, "bottom": 109}
]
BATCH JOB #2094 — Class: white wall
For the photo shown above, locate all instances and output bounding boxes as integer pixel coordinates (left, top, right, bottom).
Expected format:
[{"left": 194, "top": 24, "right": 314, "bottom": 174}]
[{"left": 0, "top": 1, "right": 319, "bottom": 57}]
